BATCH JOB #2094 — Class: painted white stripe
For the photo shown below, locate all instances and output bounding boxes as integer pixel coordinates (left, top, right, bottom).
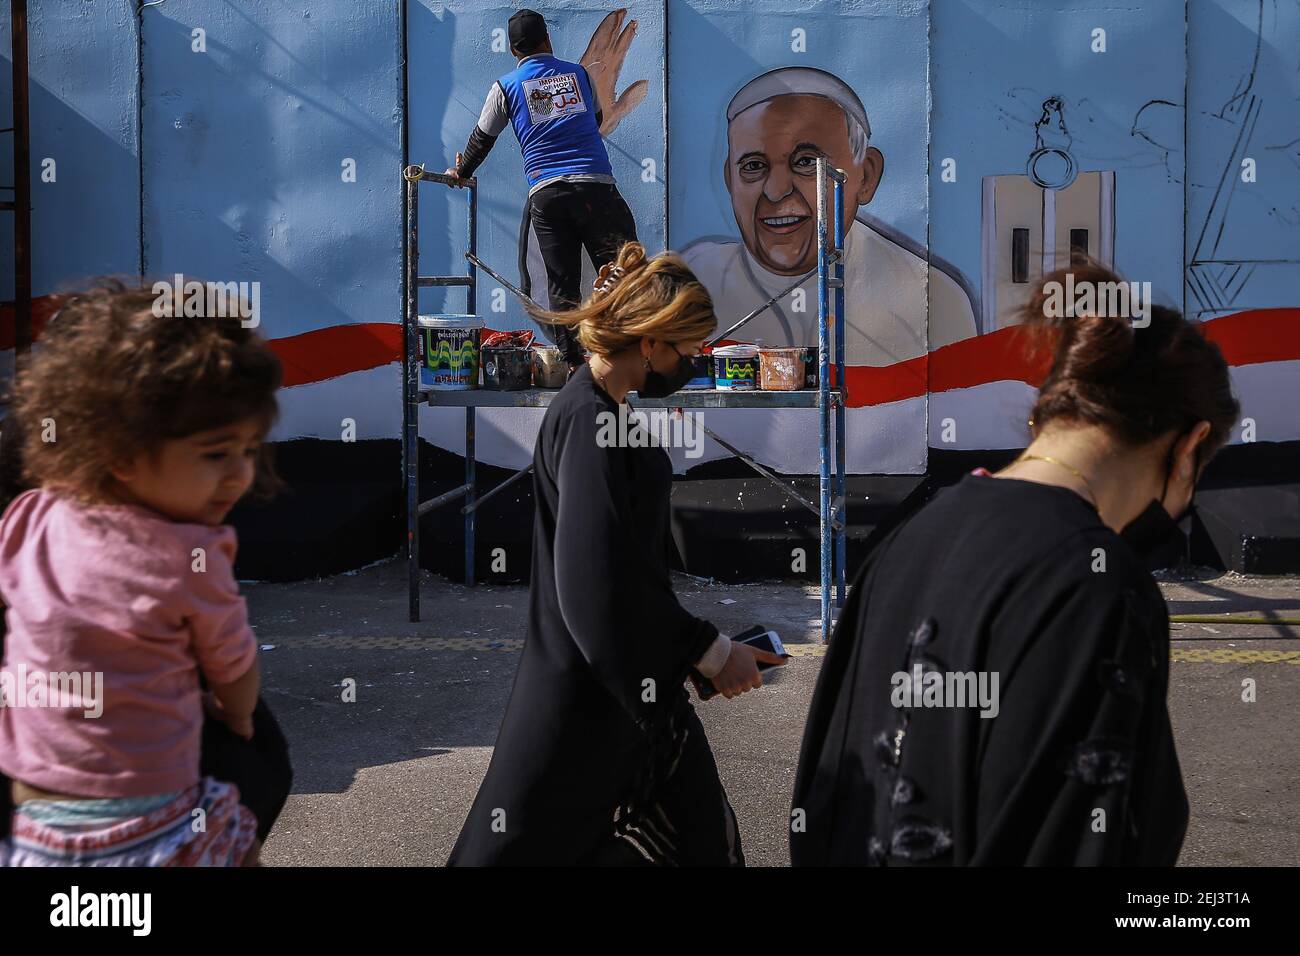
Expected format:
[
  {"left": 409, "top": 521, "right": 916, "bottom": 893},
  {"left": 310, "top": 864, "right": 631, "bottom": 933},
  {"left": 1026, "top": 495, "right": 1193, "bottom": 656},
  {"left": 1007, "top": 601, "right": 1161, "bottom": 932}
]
[{"left": 264, "top": 359, "right": 1300, "bottom": 470}]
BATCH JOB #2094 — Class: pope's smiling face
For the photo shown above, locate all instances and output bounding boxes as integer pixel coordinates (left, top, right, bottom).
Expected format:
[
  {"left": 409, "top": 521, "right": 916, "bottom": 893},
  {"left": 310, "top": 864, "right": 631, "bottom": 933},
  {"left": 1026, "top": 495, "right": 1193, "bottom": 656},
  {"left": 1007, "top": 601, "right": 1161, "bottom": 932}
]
[{"left": 724, "top": 94, "right": 883, "bottom": 276}]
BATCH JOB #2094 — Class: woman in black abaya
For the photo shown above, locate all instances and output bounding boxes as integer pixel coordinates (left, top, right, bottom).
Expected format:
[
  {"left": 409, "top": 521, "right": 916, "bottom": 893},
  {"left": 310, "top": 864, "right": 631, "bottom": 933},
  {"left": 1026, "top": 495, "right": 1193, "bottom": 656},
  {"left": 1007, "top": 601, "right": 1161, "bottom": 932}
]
[
  {"left": 791, "top": 263, "right": 1240, "bottom": 866},
  {"left": 449, "top": 242, "right": 785, "bottom": 866}
]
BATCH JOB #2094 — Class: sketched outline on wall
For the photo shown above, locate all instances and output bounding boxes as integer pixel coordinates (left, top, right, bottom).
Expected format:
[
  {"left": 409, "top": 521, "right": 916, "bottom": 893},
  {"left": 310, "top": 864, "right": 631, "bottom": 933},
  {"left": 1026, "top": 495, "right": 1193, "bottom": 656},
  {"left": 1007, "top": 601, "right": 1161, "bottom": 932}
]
[{"left": 1186, "top": 0, "right": 1298, "bottom": 317}]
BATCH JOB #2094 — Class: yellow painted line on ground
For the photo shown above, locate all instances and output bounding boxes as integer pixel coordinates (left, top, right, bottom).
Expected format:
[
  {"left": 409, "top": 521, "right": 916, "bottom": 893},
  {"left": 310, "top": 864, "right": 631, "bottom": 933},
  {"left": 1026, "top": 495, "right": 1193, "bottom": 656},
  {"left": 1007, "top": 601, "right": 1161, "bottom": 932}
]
[
  {"left": 1170, "top": 648, "right": 1300, "bottom": 665},
  {"left": 264, "top": 636, "right": 1298, "bottom": 665},
  {"left": 784, "top": 644, "right": 828, "bottom": 658},
  {"left": 1169, "top": 614, "right": 1300, "bottom": 625},
  {"left": 269, "top": 635, "right": 525, "bottom": 651}
]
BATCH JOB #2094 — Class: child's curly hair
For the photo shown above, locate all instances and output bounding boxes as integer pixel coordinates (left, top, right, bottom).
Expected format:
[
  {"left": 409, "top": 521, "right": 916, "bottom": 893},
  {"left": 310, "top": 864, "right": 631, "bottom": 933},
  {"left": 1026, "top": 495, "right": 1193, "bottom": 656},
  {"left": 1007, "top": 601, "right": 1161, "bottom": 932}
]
[{"left": 10, "top": 279, "right": 284, "bottom": 507}]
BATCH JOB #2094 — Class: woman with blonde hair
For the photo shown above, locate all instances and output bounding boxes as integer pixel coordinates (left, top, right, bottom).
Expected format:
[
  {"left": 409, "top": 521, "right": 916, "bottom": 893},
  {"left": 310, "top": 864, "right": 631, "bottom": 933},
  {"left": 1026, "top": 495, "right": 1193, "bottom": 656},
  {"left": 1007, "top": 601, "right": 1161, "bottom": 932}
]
[{"left": 449, "top": 242, "right": 785, "bottom": 866}]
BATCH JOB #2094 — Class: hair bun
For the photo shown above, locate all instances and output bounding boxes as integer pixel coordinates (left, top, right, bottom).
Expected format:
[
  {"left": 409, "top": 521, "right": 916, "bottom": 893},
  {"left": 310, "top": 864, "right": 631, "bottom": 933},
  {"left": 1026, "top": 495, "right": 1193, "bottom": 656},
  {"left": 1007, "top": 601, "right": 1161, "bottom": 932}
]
[
  {"left": 1021, "top": 261, "right": 1239, "bottom": 450},
  {"left": 616, "top": 241, "right": 647, "bottom": 272}
]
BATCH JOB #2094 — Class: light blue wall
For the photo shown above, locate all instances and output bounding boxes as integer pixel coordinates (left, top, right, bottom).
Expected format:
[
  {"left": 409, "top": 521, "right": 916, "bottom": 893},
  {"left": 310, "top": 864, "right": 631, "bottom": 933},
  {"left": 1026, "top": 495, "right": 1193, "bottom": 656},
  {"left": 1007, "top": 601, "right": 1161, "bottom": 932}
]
[
  {"left": 5, "top": 1, "right": 1293, "bottom": 323},
  {"left": 140, "top": 2, "right": 402, "bottom": 341},
  {"left": 2, "top": 1, "right": 1297, "bottom": 452},
  {"left": 0, "top": 2, "right": 140, "bottom": 299}
]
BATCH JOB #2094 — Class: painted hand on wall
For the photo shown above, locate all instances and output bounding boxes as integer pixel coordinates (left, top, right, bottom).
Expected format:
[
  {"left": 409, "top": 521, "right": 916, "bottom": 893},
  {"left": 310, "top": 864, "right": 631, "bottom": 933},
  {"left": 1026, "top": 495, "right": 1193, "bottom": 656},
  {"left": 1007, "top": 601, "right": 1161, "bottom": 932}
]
[{"left": 579, "top": 9, "right": 646, "bottom": 137}]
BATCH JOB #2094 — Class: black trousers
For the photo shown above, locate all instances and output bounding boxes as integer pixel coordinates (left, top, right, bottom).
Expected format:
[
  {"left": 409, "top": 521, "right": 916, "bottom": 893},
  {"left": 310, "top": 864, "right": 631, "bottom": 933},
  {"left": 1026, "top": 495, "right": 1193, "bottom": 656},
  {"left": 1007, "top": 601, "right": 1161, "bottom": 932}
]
[{"left": 525, "top": 180, "right": 638, "bottom": 365}]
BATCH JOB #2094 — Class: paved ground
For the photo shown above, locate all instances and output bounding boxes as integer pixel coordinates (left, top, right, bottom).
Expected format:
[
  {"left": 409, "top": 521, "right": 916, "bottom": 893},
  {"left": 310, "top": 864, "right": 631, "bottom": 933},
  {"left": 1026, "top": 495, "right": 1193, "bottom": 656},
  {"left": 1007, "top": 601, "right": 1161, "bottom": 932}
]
[{"left": 248, "top": 560, "right": 1299, "bottom": 866}]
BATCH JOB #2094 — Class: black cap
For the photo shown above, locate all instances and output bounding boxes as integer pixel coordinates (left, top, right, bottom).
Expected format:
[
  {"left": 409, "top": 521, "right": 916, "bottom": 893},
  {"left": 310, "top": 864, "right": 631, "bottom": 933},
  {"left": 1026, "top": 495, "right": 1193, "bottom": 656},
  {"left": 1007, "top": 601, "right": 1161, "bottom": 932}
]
[{"left": 508, "top": 9, "right": 548, "bottom": 54}]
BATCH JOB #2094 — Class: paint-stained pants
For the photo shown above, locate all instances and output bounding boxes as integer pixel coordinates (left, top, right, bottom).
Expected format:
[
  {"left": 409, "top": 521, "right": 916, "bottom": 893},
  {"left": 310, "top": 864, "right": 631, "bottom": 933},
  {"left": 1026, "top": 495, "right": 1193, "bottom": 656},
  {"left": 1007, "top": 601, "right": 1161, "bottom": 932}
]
[{"left": 527, "top": 180, "right": 638, "bottom": 365}]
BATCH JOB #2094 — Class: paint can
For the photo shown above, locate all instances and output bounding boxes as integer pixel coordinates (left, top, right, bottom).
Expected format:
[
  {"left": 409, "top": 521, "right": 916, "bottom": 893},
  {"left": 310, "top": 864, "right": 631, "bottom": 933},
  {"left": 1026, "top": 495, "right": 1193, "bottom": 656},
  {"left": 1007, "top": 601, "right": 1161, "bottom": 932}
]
[
  {"left": 532, "top": 346, "right": 568, "bottom": 388},
  {"left": 758, "top": 347, "right": 806, "bottom": 390},
  {"left": 682, "top": 353, "right": 714, "bottom": 390},
  {"left": 419, "top": 315, "right": 484, "bottom": 390},
  {"left": 482, "top": 346, "right": 533, "bottom": 390},
  {"left": 711, "top": 344, "right": 759, "bottom": 390}
]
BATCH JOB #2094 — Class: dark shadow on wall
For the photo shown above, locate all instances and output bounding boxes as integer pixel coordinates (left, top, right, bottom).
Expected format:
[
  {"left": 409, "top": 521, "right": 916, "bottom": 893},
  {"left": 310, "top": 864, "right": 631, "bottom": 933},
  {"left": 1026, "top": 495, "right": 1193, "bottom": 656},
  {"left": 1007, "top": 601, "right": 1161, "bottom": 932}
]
[
  {"left": 138, "top": 11, "right": 400, "bottom": 342},
  {"left": 0, "top": 64, "right": 141, "bottom": 298}
]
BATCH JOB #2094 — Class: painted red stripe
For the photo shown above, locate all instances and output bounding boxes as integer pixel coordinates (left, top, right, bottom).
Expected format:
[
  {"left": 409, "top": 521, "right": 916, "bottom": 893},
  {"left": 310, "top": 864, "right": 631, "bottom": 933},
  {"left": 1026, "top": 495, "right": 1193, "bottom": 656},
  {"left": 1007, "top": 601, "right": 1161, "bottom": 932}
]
[
  {"left": 7, "top": 305, "right": 1299, "bottom": 407},
  {"left": 0, "top": 294, "right": 70, "bottom": 350},
  {"left": 717, "top": 327, "right": 1050, "bottom": 406},
  {"left": 1199, "top": 308, "right": 1300, "bottom": 367},
  {"left": 270, "top": 323, "right": 403, "bottom": 388}
]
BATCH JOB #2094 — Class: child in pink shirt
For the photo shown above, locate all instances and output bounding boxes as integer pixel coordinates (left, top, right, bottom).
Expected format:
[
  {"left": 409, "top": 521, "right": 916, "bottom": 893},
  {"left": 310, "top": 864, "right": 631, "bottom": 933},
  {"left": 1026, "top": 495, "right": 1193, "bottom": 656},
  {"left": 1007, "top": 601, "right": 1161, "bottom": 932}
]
[{"left": 0, "top": 281, "right": 282, "bottom": 866}]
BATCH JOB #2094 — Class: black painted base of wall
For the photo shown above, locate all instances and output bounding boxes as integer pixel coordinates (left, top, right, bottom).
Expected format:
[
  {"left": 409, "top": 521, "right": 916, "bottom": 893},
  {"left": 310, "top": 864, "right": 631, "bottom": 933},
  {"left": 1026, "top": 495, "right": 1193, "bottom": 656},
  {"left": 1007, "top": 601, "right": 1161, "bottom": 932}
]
[
  {"left": 1192, "top": 440, "right": 1300, "bottom": 574},
  {"left": 227, "top": 438, "right": 1300, "bottom": 583}
]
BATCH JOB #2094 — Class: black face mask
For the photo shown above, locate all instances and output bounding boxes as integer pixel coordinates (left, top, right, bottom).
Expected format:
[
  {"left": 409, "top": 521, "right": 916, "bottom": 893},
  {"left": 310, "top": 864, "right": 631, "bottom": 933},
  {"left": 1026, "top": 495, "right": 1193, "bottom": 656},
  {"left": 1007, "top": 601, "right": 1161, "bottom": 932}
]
[
  {"left": 1120, "top": 436, "right": 1199, "bottom": 560},
  {"left": 639, "top": 344, "right": 695, "bottom": 399}
]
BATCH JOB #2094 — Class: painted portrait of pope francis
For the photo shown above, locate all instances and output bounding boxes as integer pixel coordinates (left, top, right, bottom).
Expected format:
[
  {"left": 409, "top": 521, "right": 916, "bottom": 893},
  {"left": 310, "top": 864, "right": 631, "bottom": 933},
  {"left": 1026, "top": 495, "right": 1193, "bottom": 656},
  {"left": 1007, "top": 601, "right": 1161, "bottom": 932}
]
[{"left": 681, "top": 66, "right": 979, "bottom": 366}]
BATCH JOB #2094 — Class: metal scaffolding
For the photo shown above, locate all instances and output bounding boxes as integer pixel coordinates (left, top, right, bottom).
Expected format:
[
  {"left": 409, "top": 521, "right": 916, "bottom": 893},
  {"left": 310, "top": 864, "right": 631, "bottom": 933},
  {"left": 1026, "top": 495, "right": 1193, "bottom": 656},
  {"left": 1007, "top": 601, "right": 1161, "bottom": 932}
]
[
  {"left": 402, "top": 158, "right": 849, "bottom": 641},
  {"left": 3, "top": 0, "right": 32, "bottom": 366}
]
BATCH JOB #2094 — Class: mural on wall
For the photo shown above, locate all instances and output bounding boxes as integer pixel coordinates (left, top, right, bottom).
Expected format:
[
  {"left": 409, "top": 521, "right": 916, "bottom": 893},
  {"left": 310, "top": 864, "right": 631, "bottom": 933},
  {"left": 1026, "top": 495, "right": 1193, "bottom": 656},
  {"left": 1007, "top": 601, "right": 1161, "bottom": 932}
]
[
  {"left": 4, "top": 0, "right": 1300, "bottom": 481},
  {"left": 413, "top": 1, "right": 666, "bottom": 470},
  {"left": 680, "top": 67, "right": 976, "bottom": 358},
  {"left": 1184, "top": 0, "right": 1300, "bottom": 321},
  {"left": 981, "top": 96, "right": 1117, "bottom": 331},
  {"left": 522, "top": 2, "right": 950, "bottom": 474},
  {"left": 663, "top": 0, "right": 937, "bottom": 474},
  {"left": 926, "top": 0, "right": 1189, "bottom": 452}
]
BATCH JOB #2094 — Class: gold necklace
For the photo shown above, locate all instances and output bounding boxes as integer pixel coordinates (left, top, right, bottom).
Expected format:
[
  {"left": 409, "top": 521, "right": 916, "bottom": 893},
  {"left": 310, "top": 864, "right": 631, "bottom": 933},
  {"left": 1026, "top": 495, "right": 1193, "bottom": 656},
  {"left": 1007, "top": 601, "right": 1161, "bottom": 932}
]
[
  {"left": 591, "top": 360, "right": 613, "bottom": 396},
  {"left": 1015, "top": 454, "right": 1100, "bottom": 509}
]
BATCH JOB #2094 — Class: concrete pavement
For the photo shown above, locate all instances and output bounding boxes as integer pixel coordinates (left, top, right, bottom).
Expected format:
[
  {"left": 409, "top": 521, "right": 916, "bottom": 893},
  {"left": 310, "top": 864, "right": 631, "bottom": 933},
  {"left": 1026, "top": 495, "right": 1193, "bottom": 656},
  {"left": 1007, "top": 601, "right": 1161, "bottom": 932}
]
[{"left": 248, "top": 560, "right": 1299, "bottom": 866}]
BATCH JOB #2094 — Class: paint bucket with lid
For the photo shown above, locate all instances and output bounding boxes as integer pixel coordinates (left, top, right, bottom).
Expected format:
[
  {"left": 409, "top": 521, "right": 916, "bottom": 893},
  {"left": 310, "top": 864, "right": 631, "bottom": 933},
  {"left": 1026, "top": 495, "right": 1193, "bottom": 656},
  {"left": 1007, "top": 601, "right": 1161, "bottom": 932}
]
[
  {"left": 758, "top": 347, "right": 806, "bottom": 390},
  {"left": 482, "top": 346, "right": 533, "bottom": 390},
  {"left": 532, "top": 345, "right": 567, "bottom": 388},
  {"left": 682, "top": 353, "right": 714, "bottom": 390},
  {"left": 712, "top": 344, "right": 759, "bottom": 390},
  {"left": 419, "top": 315, "right": 484, "bottom": 390}
]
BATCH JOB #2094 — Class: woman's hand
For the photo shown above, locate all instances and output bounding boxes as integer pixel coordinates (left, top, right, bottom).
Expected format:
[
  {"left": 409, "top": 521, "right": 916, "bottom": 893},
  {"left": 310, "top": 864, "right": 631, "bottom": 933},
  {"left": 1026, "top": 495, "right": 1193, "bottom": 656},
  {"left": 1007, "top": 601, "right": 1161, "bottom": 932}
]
[
  {"left": 202, "top": 690, "right": 255, "bottom": 741},
  {"left": 707, "top": 643, "right": 788, "bottom": 700}
]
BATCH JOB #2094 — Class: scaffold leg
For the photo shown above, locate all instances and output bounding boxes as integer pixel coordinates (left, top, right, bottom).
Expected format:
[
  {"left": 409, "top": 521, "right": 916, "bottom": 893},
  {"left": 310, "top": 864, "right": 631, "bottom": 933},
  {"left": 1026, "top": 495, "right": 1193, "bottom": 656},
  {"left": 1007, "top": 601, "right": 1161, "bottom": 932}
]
[{"left": 465, "top": 406, "right": 476, "bottom": 586}]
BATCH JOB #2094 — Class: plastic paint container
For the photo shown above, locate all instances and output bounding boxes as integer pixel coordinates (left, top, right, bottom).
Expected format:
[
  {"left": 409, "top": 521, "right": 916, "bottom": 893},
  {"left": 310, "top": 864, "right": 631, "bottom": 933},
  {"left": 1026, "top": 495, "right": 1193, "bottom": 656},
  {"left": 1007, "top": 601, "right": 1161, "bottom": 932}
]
[
  {"left": 711, "top": 344, "right": 759, "bottom": 390},
  {"left": 419, "top": 315, "right": 484, "bottom": 390},
  {"left": 482, "top": 346, "right": 533, "bottom": 390},
  {"left": 801, "top": 347, "right": 819, "bottom": 389},
  {"left": 759, "top": 347, "right": 806, "bottom": 391},
  {"left": 682, "top": 353, "right": 714, "bottom": 390},
  {"left": 532, "top": 346, "right": 567, "bottom": 388}
]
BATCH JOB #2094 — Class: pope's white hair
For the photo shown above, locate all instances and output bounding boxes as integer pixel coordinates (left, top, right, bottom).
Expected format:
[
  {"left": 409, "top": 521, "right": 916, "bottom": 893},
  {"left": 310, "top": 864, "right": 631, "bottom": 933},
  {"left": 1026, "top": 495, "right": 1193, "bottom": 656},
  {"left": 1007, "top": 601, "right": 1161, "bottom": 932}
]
[
  {"left": 846, "top": 113, "right": 870, "bottom": 164},
  {"left": 728, "top": 97, "right": 872, "bottom": 165}
]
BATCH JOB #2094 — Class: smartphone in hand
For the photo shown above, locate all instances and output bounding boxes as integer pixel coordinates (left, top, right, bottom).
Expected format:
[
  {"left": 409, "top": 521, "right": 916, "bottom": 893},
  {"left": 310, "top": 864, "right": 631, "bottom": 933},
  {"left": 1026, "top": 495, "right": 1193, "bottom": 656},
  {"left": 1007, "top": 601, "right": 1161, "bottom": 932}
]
[{"left": 693, "top": 625, "right": 790, "bottom": 701}]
